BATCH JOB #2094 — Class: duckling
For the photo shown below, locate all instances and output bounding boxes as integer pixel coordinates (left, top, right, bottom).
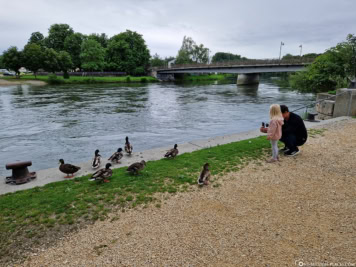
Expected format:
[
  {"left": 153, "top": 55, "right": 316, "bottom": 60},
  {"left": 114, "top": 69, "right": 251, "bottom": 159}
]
[
  {"left": 59, "top": 159, "right": 81, "bottom": 178},
  {"left": 125, "top": 136, "right": 133, "bottom": 155},
  {"left": 108, "top": 148, "right": 123, "bottom": 163},
  {"left": 89, "top": 163, "right": 112, "bottom": 183},
  {"left": 164, "top": 144, "right": 179, "bottom": 159},
  {"left": 197, "top": 163, "right": 211, "bottom": 185},
  {"left": 127, "top": 160, "right": 146, "bottom": 175},
  {"left": 92, "top": 149, "right": 101, "bottom": 169}
]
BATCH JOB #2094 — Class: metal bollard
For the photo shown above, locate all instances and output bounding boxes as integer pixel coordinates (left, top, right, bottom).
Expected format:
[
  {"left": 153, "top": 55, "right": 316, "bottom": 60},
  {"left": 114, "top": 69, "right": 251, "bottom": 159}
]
[{"left": 5, "top": 161, "right": 37, "bottom": 185}]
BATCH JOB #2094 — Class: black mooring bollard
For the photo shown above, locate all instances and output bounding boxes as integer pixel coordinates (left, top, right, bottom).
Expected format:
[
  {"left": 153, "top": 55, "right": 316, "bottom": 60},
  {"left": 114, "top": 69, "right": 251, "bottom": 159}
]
[{"left": 5, "top": 161, "right": 37, "bottom": 185}]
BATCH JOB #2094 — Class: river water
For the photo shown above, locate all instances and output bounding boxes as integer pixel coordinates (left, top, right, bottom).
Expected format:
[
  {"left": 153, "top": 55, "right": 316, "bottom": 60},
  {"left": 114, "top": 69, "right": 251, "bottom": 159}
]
[{"left": 0, "top": 78, "right": 315, "bottom": 176}]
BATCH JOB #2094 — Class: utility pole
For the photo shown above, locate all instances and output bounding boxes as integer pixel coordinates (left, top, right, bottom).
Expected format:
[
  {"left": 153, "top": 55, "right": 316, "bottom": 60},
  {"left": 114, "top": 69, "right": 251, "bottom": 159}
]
[{"left": 279, "top": 41, "right": 284, "bottom": 61}]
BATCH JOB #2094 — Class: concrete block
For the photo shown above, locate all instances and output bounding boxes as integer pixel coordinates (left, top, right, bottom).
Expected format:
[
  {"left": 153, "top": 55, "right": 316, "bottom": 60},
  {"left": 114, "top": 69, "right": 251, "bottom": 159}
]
[
  {"left": 316, "top": 100, "right": 334, "bottom": 116},
  {"left": 316, "top": 93, "right": 335, "bottom": 102},
  {"left": 333, "top": 88, "right": 356, "bottom": 117}
]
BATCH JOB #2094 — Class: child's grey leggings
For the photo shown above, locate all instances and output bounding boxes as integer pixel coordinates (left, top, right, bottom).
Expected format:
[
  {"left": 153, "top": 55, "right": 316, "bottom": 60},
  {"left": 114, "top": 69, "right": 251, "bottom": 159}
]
[{"left": 270, "top": 140, "right": 278, "bottom": 160}]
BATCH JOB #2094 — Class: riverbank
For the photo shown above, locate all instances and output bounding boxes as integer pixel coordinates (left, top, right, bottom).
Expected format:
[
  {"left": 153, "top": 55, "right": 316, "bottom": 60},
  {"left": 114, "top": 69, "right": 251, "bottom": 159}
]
[
  {"left": 0, "top": 78, "right": 46, "bottom": 86},
  {"left": 0, "top": 75, "right": 159, "bottom": 85},
  {"left": 16, "top": 117, "right": 356, "bottom": 266}
]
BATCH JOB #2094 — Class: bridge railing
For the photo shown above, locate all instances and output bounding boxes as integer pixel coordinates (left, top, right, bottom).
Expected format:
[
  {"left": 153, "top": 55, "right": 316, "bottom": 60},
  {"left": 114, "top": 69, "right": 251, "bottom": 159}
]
[{"left": 157, "top": 58, "right": 316, "bottom": 70}]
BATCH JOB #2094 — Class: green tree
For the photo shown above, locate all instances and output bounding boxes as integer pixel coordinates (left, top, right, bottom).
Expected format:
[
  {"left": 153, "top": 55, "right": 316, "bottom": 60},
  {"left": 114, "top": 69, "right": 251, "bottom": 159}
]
[
  {"left": 45, "top": 24, "right": 74, "bottom": 51},
  {"left": 88, "top": 33, "right": 108, "bottom": 48},
  {"left": 28, "top": 32, "right": 45, "bottom": 46},
  {"left": 106, "top": 30, "right": 150, "bottom": 75},
  {"left": 64, "top": 32, "right": 85, "bottom": 69},
  {"left": 211, "top": 52, "right": 244, "bottom": 63},
  {"left": 80, "top": 39, "right": 106, "bottom": 71},
  {"left": 0, "top": 55, "right": 4, "bottom": 68},
  {"left": 150, "top": 53, "right": 166, "bottom": 67},
  {"left": 43, "top": 48, "right": 60, "bottom": 73},
  {"left": 2, "top": 46, "right": 23, "bottom": 77},
  {"left": 58, "top": 51, "right": 73, "bottom": 78},
  {"left": 192, "top": 44, "right": 209, "bottom": 63},
  {"left": 290, "top": 35, "right": 354, "bottom": 93},
  {"left": 175, "top": 36, "right": 210, "bottom": 64},
  {"left": 23, "top": 43, "right": 44, "bottom": 78}
]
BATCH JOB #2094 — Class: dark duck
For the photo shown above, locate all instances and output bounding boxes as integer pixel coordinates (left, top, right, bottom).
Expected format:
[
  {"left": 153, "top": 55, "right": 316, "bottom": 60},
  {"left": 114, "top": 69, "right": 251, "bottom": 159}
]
[
  {"left": 90, "top": 163, "right": 113, "bottom": 183},
  {"left": 198, "top": 163, "right": 211, "bottom": 185},
  {"left": 108, "top": 148, "right": 123, "bottom": 163},
  {"left": 59, "top": 159, "right": 81, "bottom": 178},
  {"left": 164, "top": 144, "right": 179, "bottom": 159},
  {"left": 125, "top": 136, "right": 133, "bottom": 155},
  {"left": 127, "top": 160, "right": 146, "bottom": 175},
  {"left": 92, "top": 149, "right": 101, "bottom": 169}
]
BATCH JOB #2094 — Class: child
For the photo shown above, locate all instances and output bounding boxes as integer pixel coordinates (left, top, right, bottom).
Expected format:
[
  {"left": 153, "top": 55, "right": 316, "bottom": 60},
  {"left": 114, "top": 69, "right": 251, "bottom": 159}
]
[{"left": 266, "top": 104, "right": 284, "bottom": 163}]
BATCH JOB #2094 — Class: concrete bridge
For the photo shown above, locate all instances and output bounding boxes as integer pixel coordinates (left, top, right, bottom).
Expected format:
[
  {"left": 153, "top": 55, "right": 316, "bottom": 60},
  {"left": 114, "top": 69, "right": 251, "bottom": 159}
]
[{"left": 154, "top": 59, "right": 313, "bottom": 85}]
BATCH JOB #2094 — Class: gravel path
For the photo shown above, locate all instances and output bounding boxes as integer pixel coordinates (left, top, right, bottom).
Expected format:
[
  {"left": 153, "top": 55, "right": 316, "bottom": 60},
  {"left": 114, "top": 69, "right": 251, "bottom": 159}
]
[{"left": 20, "top": 119, "right": 356, "bottom": 266}]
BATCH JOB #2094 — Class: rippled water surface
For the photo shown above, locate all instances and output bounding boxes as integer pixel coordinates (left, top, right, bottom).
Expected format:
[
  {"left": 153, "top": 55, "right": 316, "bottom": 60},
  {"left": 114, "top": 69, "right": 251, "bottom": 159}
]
[{"left": 0, "top": 79, "right": 315, "bottom": 176}]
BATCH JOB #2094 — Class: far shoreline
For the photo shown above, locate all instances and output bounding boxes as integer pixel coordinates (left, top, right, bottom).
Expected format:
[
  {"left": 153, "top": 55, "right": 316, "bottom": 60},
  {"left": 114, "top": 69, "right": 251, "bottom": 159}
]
[{"left": 0, "top": 78, "right": 47, "bottom": 86}]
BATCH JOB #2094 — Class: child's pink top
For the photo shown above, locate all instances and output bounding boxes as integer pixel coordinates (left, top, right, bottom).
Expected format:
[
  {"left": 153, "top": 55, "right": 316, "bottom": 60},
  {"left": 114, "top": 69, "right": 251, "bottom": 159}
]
[{"left": 267, "top": 119, "right": 284, "bottom": 140}]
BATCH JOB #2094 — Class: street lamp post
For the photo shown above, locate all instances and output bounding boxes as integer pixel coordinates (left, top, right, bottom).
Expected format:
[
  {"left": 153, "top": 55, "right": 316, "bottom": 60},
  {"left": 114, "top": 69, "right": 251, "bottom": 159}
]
[
  {"left": 299, "top": 44, "right": 303, "bottom": 57},
  {"left": 279, "top": 41, "right": 284, "bottom": 61}
]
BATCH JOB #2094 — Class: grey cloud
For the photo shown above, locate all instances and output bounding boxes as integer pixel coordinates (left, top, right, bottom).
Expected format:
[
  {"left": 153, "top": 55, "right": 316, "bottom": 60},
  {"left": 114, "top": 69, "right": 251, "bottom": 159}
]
[{"left": 0, "top": 0, "right": 355, "bottom": 58}]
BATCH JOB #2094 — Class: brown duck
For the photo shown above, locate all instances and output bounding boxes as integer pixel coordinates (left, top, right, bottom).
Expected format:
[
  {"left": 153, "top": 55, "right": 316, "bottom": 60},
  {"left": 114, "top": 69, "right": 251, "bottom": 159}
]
[
  {"left": 108, "top": 148, "right": 123, "bottom": 163},
  {"left": 127, "top": 160, "right": 146, "bottom": 175},
  {"left": 198, "top": 163, "right": 211, "bottom": 185},
  {"left": 59, "top": 159, "right": 81, "bottom": 178},
  {"left": 125, "top": 136, "right": 133, "bottom": 155},
  {"left": 90, "top": 163, "right": 113, "bottom": 183},
  {"left": 164, "top": 144, "right": 179, "bottom": 159}
]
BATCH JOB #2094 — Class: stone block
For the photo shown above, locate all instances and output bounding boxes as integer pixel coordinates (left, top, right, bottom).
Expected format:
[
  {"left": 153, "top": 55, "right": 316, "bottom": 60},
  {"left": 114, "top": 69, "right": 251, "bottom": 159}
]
[
  {"left": 316, "top": 100, "right": 334, "bottom": 116},
  {"left": 333, "top": 88, "right": 356, "bottom": 117}
]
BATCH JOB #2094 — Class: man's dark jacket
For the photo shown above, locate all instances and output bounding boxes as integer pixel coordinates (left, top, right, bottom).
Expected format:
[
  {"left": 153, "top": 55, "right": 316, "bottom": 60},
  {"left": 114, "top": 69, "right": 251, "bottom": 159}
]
[{"left": 282, "top": 112, "right": 308, "bottom": 143}]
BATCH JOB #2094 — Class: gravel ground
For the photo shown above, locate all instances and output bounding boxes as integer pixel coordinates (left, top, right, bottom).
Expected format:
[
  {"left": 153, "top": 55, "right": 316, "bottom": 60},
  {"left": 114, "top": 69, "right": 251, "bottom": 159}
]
[{"left": 19, "top": 119, "right": 356, "bottom": 267}]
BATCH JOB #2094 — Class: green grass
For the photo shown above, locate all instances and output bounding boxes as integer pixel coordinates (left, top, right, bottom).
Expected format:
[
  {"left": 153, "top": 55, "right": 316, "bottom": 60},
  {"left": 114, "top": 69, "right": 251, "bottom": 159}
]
[
  {"left": 327, "top": 90, "right": 336, "bottom": 95},
  {"left": 1, "top": 75, "right": 159, "bottom": 84},
  {"left": 0, "top": 136, "right": 271, "bottom": 262}
]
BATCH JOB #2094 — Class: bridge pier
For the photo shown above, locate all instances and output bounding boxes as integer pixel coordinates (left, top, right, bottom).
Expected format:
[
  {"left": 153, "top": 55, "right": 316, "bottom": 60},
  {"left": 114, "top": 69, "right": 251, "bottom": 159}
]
[{"left": 237, "top": 73, "right": 260, "bottom": 85}]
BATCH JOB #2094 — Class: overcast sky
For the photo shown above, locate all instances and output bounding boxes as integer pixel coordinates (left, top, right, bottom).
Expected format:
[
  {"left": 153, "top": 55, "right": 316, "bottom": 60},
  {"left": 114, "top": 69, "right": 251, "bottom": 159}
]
[{"left": 1, "top": 0, "right": 355, "bottom": 59}]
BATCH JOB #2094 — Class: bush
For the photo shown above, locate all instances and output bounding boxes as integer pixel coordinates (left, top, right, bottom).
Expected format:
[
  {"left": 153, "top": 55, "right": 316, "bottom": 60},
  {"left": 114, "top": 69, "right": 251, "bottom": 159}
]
[
  {"left": 140, "top": 77, "right": 147, "bottom": 83},
  {"left": 126, "top": 76, "right": 131, "bottom": 82},
  {"left": 48, "top": 74, "right": 63, "bottom": 85},
  {"left": 63, "top": 72, "right": 70, "bottom": 79}
]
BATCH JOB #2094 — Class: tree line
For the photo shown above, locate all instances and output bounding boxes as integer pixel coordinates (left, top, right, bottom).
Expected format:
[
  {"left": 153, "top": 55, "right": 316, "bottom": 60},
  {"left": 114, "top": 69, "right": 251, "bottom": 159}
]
[
  {"left": 290, "top": 34, "right": 356, "bottom": 93},
  {"left": 1, "top": 24, "right": 151, "bottom": 77},
  {"left": 0, "top": 23, "right": 257, "bottom": 77}
]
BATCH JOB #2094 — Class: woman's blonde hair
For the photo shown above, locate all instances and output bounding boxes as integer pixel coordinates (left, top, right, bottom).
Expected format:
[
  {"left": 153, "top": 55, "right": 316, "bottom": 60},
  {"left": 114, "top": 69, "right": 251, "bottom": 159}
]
[{"left": 269, "top": 104, "right": 283, "bottom": 120}]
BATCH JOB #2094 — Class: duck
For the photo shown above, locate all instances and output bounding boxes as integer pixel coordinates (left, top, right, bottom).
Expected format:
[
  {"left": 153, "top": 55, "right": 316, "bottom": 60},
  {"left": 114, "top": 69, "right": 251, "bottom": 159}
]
[
  {"left": 125, "top": 136, "right": 133, "bottom": 155},
  {"left": 89, "top": 163, "right": 113, "bottom": 183},
  {"left": 197, "top": 163, "right": 211, "bottom": 185},
  {"left": 59, "top": 159, "right": 81, "bottom": 178},
  {"left": 108, "top": 148, "right": 123, "bottom": 163},
  {"left": 127, "top": 160, "right": 146, "bottom": 175},
  {"left": 92, "top": 149, "right": 101, "bottom": 169},
  {"left": 164, "top": 144, "right": 179, "bottom": 159}
]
